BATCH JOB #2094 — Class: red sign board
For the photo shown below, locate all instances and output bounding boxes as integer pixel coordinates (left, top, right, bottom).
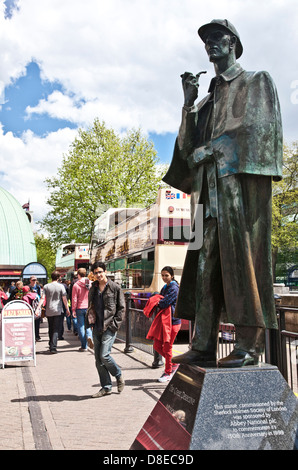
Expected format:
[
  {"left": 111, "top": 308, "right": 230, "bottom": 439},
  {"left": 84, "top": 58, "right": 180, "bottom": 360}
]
[{"left": 2, "top": 308, "right": 32, "bottom": 318}]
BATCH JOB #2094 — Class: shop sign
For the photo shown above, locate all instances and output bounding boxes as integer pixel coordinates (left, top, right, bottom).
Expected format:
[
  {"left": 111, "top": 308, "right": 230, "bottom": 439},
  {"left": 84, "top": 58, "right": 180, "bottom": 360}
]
[{"left": 0, "top": 300, "right": 36, "bottom": 368}]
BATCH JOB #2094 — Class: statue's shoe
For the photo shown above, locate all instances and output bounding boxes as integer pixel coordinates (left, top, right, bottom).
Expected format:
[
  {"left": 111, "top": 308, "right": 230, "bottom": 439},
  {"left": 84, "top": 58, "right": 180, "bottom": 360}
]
[
  {"left": 218, "top": 349, "right": 259, "bottom": 368},
  {"left": 172, "top": 349, "right": 217, "bottom": 367}
]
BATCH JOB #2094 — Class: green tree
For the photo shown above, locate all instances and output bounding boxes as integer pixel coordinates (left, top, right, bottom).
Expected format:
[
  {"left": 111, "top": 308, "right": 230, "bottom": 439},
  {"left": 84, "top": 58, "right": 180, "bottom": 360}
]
[
  {"left": 34, "top": 233, "right": 56, "bottom": 280},
  {"left": 272, "top": 141, "right": 298, "bottom": 280},
  {"left": 40, "top": 120, "right": 166, "bottom": 246}
]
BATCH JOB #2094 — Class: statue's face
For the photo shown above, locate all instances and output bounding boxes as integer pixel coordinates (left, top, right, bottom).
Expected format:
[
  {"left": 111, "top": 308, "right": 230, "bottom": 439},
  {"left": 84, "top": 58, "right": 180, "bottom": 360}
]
[{"left": 204, "top": 29, "right": 234, "bottom": 62}]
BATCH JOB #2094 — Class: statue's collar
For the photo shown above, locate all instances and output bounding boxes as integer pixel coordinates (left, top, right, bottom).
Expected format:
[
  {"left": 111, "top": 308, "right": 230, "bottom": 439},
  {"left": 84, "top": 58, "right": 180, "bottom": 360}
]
[{"left": 208, "top": 63, "right": 244, "bottom": 92}]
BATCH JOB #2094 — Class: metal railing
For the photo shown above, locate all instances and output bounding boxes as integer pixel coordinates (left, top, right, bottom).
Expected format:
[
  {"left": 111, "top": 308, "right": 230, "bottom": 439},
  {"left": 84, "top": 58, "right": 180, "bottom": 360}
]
[
  {"left": 118, "top": 293, "right": 154, "bottom": 355},
  {"left": 119, "top": 293, "right": 298, "bottom": 394},
  {"left": 273, "top": 307, "right": 298, "bottom": 392}
]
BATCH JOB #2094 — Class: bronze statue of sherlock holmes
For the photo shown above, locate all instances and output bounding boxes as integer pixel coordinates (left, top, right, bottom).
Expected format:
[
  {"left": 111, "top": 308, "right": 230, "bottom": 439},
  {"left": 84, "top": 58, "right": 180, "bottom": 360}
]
[{"left": 163, "top": 19, "right": 283, "bottom": 367}]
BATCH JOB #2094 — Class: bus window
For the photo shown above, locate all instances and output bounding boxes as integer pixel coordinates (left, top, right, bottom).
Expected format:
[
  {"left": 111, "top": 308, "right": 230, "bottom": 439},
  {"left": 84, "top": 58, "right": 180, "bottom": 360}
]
[
  {"left": 106, "top": 259, "right": 128, "bottom": 287},
  {"left": 110, "top": 251, "right": 154, "bottom": 289},
  {"left": 143, "top": 250, "right": 154, "bottom": 287},
  {"left": 160, "top": 219, "right": 190, "bottom": 243},
  {"left": 127, "top": 254, "right": 142, "bottom": 288},
  {"left": 128, "top": 254, "right": 142, "bottom": 264}
]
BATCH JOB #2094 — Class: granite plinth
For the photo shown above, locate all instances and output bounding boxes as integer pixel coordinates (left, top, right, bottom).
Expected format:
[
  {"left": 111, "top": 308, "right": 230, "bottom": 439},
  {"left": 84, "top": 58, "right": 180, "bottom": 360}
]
[{"left": 131, "top": 363, "right": 298, "bottom": 451}]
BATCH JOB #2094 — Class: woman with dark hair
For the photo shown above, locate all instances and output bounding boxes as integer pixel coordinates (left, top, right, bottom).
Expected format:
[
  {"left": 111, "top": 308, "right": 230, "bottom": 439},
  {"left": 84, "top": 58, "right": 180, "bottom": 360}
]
[{"left": 154, "top": 266, "right": 181, "bottom": 383}]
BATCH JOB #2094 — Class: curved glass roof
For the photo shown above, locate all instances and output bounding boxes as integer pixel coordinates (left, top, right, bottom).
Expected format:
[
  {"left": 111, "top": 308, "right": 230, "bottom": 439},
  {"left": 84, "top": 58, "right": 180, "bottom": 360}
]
[{"left": 0, "top": 187, "right": 37, "bottom": 266}]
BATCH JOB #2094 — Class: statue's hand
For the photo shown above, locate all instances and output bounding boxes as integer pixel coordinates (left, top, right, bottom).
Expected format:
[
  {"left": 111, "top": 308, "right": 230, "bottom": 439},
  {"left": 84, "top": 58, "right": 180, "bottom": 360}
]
[
  {"left": 191, "top": 145, "right": 214, "bottom": 167},
  {"left": 181, "top": 71, "right": 207, "bottom": 107}
]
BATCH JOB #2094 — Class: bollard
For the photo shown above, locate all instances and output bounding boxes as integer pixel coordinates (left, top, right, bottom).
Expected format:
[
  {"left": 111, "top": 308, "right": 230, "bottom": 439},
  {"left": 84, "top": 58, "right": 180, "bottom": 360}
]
[
  {"left": 124, "top": 292, "right": 134, "bottom": 353},
  {"left": 152, "top": 349, "right": 164, "bottom": 368}
]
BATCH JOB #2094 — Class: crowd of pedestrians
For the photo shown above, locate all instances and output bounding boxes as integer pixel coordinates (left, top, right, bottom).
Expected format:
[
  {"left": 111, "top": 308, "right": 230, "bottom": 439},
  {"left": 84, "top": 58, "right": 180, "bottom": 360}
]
[
  {"left": 0, "top": 276, "right": 44, "bottom": 342},
  {"left": 0, "top": 263, "right": 180, "bottom": 397},
  {"left": 31, "top": 263, "right": 126, "bottom": 398}
]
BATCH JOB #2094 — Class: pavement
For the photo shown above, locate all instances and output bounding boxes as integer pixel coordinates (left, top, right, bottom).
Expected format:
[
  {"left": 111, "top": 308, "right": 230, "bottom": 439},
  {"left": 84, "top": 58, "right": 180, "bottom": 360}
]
[{"left": 0, "top": 319, "right": 189, "bottom": 451}]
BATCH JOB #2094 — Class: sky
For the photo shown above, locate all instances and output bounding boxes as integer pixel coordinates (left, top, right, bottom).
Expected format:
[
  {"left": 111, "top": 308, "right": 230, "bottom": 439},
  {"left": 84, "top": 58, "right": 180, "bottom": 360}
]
[{"left": 0, "top": 0, "right": 297, "bottom": 227}]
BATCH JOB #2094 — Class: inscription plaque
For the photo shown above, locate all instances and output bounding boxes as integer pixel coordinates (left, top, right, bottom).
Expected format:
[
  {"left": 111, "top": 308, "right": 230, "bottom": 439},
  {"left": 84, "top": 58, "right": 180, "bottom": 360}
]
[{"left": 131, "top": 364, "right": 298, "bottom": 450}]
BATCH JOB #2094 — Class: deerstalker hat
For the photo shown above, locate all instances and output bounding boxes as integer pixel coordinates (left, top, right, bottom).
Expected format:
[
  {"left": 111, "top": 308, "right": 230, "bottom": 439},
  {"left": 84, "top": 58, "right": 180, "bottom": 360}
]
[{"left": 198, "top": 19, "right": 243, "bottom": 59}]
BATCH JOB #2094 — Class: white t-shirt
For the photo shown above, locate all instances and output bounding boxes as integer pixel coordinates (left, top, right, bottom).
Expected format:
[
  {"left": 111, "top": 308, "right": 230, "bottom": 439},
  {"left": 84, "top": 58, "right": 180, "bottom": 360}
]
[{"left": 43, "top": 282, "right": 67, "bottom": 317}]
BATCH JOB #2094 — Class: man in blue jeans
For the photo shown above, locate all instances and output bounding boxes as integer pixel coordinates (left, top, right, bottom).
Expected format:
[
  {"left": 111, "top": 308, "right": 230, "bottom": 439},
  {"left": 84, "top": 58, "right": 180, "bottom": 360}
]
[
  {"left": 87, "top": 261, "right": 125, "bottom": 398},
  {"left": 71, "top": 268, "right": 93, "bottom": 351}
]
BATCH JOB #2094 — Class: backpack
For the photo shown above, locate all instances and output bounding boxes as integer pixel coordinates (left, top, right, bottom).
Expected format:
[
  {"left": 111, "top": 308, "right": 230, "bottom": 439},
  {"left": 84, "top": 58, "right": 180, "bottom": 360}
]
[{"left": 31, "top": 294, "right": 40, "bottom": 314}]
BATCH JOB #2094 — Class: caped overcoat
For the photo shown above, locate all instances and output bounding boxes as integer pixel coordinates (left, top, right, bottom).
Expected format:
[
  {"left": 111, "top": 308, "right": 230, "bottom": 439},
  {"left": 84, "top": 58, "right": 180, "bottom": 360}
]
[{"left": 163, "top": 63, "right": 283, "bottom": 329}]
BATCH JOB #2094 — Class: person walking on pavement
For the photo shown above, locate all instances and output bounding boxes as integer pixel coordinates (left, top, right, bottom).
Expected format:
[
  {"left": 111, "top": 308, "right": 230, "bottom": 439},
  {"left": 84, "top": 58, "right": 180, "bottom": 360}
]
[
  {"left": 22, "top": 285, "right": 42, "bottom": 342},
  {"left": 72, "top": 268, "right": 93, "bottom": 351},
  {"left": 0, "top": 286, "right": 8, "bottom": 310},
  {"left": 58, "top": 277, "right": 70, "bottom": 340},
  {"left": 9, "top": 280, "right": 24, "bottom": 301},
  {"left": 28, "top": 276, "right": 42, "bottom": 341},
  {"left": 8, "top": 282, "right": 16, "bottom": 295},
  {"left": 69, "top": 272, "right": 79, "bottom": 335},
  {"left": 86, "top": 261, "right": 125, "bottom": 398},
  {"left": 154, "top": 267, "right": 181, "bottom": 383},
  {"left": 29, "top": 276, "right": 41, "bottom": 296},
  {"left": 37, "top": 271, "right": 70, "bottom": 354}
]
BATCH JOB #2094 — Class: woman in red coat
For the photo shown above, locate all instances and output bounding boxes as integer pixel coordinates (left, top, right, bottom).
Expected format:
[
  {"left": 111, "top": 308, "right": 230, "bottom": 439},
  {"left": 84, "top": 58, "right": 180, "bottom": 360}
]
[{"left": 154, "top": 266, "right": 181, "bottom": 383}]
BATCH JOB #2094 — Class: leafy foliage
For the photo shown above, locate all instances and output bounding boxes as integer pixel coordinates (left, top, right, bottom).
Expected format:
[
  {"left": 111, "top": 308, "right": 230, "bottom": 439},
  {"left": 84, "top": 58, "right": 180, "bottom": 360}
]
[
  {"left": 272, "top": 142, "right": 298, "bottom": 280},
  {"left": 40, "top": 120, "right": 166, "bottom": 246},
  {"left": 34, "top": 233, "right": 56, "bottom": 280}
]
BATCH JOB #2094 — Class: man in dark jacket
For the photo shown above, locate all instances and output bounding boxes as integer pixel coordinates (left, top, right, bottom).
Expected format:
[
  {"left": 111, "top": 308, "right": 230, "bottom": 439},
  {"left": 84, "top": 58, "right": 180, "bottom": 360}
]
[
  {"left": 163, "top": 20, "right": 283, "bottom": 368},
  {"left": 87, "top": 261, "right": 125, "bottom": 397}
]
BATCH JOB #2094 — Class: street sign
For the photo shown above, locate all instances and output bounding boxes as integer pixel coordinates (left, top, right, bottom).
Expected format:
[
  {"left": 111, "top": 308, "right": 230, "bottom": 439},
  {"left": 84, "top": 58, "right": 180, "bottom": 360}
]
[
  {"left": 22, "top": 262, "right": 47, "bottom": 282},
  {"left": 0, "top": 300, "right": 36, "bottom": 368}
]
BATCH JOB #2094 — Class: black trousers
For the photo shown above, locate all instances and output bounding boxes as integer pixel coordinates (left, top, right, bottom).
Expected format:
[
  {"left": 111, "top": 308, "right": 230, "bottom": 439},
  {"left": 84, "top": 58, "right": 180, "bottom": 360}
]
[{"left": 47, "top": 315, "right": 61, "bottom": 351}]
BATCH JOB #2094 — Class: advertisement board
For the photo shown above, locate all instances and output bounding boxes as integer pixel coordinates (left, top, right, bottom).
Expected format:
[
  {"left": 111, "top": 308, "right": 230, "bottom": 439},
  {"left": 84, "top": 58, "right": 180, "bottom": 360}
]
[{"left": 0, "top": 300, "right": 36, "bottom": 368}]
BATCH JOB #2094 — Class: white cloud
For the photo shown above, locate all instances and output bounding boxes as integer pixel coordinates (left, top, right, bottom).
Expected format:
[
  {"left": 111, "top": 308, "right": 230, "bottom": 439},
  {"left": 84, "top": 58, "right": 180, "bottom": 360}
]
[
  {"left": 25, "top": 91, "right": 82, "bottom": 123},
  {"left": 1, "top": 0, "right": 297, "bottom": 135},
  {"left": 0, "top": 124, "right": 77, "bottom": 224},
  {"left": 0, "top": 0, "right": 297, "bottom": 223}
]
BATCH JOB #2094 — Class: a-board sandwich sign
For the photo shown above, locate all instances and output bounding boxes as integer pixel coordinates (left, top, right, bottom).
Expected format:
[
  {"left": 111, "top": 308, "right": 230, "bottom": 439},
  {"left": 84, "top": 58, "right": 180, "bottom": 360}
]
[{"left": 0, "top": 300, "right": 36, "bottom": 368}]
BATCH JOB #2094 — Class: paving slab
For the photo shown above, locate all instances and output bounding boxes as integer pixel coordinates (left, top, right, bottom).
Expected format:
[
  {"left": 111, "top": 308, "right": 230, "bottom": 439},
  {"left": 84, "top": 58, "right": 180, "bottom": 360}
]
[{"left": 0, "top": 320, "right": 188, "bottom": 450}]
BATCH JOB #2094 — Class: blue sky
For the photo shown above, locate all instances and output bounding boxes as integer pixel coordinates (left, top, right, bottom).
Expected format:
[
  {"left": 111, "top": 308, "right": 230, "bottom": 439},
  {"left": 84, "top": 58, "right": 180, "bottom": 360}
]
[
  {"left": 1, "top": 61, "right": 76, "bottom": 135},
  {"left": 1, "top": 0, "right": 177, "bottom": 163},
  {"left": 0, "top": 0, "right": 297, "bottom": 224},
  {"left": 1, "top": 60, "right": 176, "bottom": 158},
  {"left": 1, "top": 58, "right": 176, "bottom": 158}
]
